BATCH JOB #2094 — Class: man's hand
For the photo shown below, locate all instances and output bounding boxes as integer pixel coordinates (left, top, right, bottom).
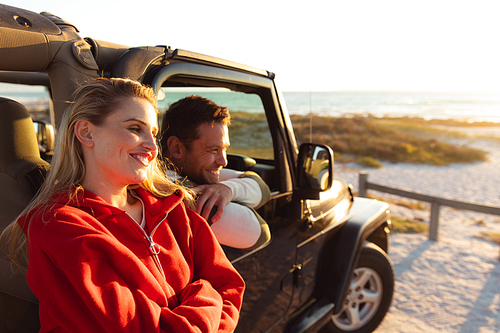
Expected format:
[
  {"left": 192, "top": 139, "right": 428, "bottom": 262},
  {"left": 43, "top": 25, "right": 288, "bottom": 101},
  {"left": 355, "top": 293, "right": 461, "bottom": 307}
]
[{"left": 192, "top": 184, "right": 232, "bottom": 223}]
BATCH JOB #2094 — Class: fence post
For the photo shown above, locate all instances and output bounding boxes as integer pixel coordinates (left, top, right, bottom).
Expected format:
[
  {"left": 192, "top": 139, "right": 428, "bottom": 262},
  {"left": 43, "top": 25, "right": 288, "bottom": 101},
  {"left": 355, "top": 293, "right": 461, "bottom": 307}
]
[
  {"left": 429, "top": 201, "right": 440, "bottom": 241},
  {"left": 359, "top": 172, "right": 368, "bottom": 198}
]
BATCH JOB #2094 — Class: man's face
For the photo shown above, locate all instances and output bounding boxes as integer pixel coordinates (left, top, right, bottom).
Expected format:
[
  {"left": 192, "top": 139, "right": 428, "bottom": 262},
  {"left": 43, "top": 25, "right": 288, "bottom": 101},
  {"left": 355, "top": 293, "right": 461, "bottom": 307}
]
[{"left": 177, "top": 122, "right": 230, "bottom": 184}]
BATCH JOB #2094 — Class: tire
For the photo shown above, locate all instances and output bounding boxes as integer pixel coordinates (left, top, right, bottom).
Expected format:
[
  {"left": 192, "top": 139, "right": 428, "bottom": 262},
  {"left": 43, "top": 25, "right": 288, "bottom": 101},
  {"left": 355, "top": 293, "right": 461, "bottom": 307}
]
[{"left": 322, "top": 243, "right": 394, "bottom": 333}]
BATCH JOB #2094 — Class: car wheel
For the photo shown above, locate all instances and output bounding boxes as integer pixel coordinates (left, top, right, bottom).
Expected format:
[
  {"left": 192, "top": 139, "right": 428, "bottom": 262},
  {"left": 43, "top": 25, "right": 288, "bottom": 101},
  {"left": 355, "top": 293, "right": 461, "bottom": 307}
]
[{"left": 323, "top": 243, "right": 394, "bottom": 333}]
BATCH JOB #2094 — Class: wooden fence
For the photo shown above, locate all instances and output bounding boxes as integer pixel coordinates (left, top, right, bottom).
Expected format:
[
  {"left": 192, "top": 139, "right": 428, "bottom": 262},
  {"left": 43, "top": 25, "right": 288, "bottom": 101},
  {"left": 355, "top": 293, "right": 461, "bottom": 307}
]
[{"left": 358, "top": 171, "right": 500, "bottom": 241}]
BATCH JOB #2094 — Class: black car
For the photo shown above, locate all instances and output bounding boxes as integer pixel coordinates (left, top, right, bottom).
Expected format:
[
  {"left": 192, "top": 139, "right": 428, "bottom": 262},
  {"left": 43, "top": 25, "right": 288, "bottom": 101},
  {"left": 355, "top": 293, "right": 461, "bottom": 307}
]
[{"left": 0, "top": 4, "right": 394, "bottom": 333}]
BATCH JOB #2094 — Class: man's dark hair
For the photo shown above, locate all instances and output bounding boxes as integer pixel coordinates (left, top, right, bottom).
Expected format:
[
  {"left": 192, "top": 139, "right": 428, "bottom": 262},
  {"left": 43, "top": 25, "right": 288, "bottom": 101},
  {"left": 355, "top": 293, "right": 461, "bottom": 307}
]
[{"left": 160, "top": 95, "right": 230, "bottom": 156}]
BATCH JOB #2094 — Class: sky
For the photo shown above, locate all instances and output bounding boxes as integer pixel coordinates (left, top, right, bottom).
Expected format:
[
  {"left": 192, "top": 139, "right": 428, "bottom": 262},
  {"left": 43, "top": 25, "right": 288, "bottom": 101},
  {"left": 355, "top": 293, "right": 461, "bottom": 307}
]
[{"left": 4, "top": 0, "right": 500, "bottom": 92}]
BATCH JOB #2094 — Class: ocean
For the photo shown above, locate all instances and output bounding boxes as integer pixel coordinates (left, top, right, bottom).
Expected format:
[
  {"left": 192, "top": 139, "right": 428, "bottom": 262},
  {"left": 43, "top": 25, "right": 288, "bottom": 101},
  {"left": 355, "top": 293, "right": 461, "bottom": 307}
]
[
  {"left": 2, "top": 88, "right": 500, "bottom": 123},
  {"left": 282, "top": 91, "right": 500, "bottom": 123}
]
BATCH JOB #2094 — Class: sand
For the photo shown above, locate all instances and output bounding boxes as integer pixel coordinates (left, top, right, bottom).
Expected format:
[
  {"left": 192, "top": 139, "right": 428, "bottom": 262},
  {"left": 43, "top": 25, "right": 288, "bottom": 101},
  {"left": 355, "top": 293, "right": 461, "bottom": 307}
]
[{"left": 334, "top": 126, "right": 500, "bottom": 332}]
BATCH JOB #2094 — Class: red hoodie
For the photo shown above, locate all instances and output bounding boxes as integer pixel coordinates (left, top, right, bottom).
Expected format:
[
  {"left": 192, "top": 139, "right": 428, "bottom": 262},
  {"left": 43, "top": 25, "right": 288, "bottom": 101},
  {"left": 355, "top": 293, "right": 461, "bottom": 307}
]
[{"left": 19, "top": 187, "right": 244, "bottom": 333}]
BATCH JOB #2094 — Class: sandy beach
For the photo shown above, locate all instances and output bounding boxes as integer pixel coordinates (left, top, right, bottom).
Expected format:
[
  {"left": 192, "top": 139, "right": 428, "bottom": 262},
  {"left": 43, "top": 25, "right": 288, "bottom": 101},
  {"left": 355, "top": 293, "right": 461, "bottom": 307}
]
[{"left": 335, "top": 126, "right": 500, "bottom": 332}]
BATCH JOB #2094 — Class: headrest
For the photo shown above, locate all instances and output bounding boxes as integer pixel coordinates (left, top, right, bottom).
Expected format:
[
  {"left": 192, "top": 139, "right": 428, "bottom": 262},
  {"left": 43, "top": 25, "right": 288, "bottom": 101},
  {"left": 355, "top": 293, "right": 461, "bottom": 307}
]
[{"left": 0, "top": 98, "right": 41, "bottom": 171}]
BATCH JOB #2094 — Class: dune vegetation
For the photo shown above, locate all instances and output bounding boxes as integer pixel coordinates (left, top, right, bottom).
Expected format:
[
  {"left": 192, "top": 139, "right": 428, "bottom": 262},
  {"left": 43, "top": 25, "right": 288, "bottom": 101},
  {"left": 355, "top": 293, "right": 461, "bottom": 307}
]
[
  {"left": 389, "top": 215, "right": 429, "bottom": 234},
  {"left": 291, "top": 114, "right": 490, "bottom": 167},
  {"left": 228, "top": 112, "right": 493, "bottom": 167}
]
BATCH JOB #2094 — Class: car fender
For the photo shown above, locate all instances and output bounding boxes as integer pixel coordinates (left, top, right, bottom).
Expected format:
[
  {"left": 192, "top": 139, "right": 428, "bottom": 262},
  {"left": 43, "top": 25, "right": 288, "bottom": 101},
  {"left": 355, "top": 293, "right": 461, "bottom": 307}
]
[{"left": 317, "top": 197, "right": 390, "bottom": 314}]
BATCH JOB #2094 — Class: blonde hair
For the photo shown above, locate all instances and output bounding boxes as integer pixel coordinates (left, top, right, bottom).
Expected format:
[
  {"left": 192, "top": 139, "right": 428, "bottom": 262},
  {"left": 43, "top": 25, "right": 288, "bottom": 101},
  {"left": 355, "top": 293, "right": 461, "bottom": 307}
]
[{"left": 1, "top": 77, "right": 193, "bottom": 266}]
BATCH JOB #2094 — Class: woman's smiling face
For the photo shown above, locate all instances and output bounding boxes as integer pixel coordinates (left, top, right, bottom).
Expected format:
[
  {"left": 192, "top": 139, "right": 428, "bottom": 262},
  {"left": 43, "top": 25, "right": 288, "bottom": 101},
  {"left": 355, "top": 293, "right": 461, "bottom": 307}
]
[{"left": 83, "top": 96, "right": 158, "bottom": 190}]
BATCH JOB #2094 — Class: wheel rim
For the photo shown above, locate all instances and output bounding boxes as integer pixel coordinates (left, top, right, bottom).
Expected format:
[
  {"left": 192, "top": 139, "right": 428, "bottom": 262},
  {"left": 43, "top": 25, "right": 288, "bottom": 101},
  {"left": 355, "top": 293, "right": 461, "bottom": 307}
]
[{"left": 332, "top": 267, "right": 383, "bottom": 331}]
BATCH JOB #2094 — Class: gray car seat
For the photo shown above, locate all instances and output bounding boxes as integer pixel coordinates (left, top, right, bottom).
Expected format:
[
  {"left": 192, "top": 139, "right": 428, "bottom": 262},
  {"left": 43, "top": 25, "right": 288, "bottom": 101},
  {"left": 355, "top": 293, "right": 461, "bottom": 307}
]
[{"left": 0, "top": 98, "right": 47, "bottom": 332}]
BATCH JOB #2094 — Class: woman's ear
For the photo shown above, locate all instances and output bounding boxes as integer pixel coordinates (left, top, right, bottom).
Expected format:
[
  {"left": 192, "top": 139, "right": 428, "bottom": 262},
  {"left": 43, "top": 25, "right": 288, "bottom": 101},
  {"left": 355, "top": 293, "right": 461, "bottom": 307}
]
[
  {"left": 166, "top": 136, "right": 184, "bottom": 159},
  {"left": 74, "top": 120, "right": 94, "bottom": 148}
]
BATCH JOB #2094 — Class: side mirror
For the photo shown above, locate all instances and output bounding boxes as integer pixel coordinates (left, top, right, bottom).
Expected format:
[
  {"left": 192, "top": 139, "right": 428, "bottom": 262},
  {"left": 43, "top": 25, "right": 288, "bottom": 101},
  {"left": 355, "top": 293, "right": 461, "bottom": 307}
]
[
  {"left": 33, "top": 120, "right": 55, "bottom": 161},
  {"left": 295, "top": 143, "right": 334, "bottom": 200}
]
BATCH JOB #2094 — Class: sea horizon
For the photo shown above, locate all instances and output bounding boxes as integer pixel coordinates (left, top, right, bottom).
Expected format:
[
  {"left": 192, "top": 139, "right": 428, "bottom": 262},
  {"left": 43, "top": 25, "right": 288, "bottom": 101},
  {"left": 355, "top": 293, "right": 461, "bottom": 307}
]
[
  {"left": 283, "top": 90, "right": 500, "bottom": 123},
  {"left": 1, "top": 85, "right": 500, "bottom": 124}
]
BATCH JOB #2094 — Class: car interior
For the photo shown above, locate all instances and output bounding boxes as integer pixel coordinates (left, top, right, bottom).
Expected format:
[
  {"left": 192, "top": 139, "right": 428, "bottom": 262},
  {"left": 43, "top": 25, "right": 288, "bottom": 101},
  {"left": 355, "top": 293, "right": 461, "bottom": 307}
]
[{"left": 0, "top": 97, "right": 49, "bottom": 331}]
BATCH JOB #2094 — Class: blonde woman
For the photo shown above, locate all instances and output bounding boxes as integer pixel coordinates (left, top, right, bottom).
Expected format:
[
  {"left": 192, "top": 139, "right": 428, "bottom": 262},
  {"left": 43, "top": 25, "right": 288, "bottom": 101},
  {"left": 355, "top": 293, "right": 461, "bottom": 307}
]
[{"left": 1, "top": 78, "right": 244, "bottom": 332}]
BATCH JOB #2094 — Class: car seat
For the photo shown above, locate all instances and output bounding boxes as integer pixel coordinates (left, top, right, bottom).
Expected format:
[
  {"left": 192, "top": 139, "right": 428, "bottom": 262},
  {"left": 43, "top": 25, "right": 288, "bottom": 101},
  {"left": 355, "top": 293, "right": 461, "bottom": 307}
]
[{"left": 0, "top": 97, "right": 47, "bottom": 332}]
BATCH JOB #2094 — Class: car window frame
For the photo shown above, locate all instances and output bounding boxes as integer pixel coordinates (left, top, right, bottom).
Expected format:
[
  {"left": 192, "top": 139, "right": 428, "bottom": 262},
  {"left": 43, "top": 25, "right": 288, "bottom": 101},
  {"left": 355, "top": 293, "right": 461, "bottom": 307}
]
[{"left": 148, "top": 62, "right": 294, "bottom": 194}]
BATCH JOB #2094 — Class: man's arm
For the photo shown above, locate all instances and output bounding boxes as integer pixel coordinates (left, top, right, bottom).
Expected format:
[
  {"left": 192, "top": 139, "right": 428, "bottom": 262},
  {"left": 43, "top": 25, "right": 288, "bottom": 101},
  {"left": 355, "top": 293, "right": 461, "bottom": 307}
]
[
  {"left": 218, "top": 169, "right": 271, "bottom": 209},
  {"left": 209, "top": 202, "right": 271, "bottom": 249},
  {"left": 193, "top": 169, "right": 271, "bottom": 223}
]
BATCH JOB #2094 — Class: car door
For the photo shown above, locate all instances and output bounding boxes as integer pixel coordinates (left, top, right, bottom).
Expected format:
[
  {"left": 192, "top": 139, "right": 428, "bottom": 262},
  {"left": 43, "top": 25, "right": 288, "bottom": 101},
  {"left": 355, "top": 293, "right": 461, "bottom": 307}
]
[{"left": 150, "top": 64, "right": 307, "bottom": 332}]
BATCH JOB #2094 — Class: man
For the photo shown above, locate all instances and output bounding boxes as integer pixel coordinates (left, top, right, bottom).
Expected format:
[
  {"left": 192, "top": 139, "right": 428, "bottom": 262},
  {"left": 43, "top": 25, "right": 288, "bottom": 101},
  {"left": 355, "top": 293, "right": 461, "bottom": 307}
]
[{"left": 160, "top": 95, "right": 271, "bottom": 249}]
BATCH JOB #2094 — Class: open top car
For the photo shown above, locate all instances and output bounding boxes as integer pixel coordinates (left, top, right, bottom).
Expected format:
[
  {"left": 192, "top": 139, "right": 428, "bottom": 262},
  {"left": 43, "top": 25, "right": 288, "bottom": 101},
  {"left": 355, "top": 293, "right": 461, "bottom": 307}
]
[{"left": 0, "top": 4, "right": 394, "bottom": 333}]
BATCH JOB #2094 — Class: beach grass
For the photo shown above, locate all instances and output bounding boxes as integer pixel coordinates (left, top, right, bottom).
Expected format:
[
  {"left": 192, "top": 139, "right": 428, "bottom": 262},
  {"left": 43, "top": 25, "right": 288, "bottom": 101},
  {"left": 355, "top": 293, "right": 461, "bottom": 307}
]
[
  {"left": 390, "top": 215, "right": 429, "bottom": 234},
  {"left": 369, "top": 194, "right": 427, "bottom": 210},
  {"left": 375, "top": 117, "right": 500, "bottom": 141},
  {"left": 227, "top": 112, "right": 491, "bottom": 166},
  {"left": 475, "top": 231, "right": 500, "bottom": 245},
  {"left": 228, "top": 112, "right": 275, "bottom": 159},
  {"left": 355, "top": 156, "right": 382, "bottom": 168},
  {"left": 291, "top": 114, "right": 489, "bottom": 166}
]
